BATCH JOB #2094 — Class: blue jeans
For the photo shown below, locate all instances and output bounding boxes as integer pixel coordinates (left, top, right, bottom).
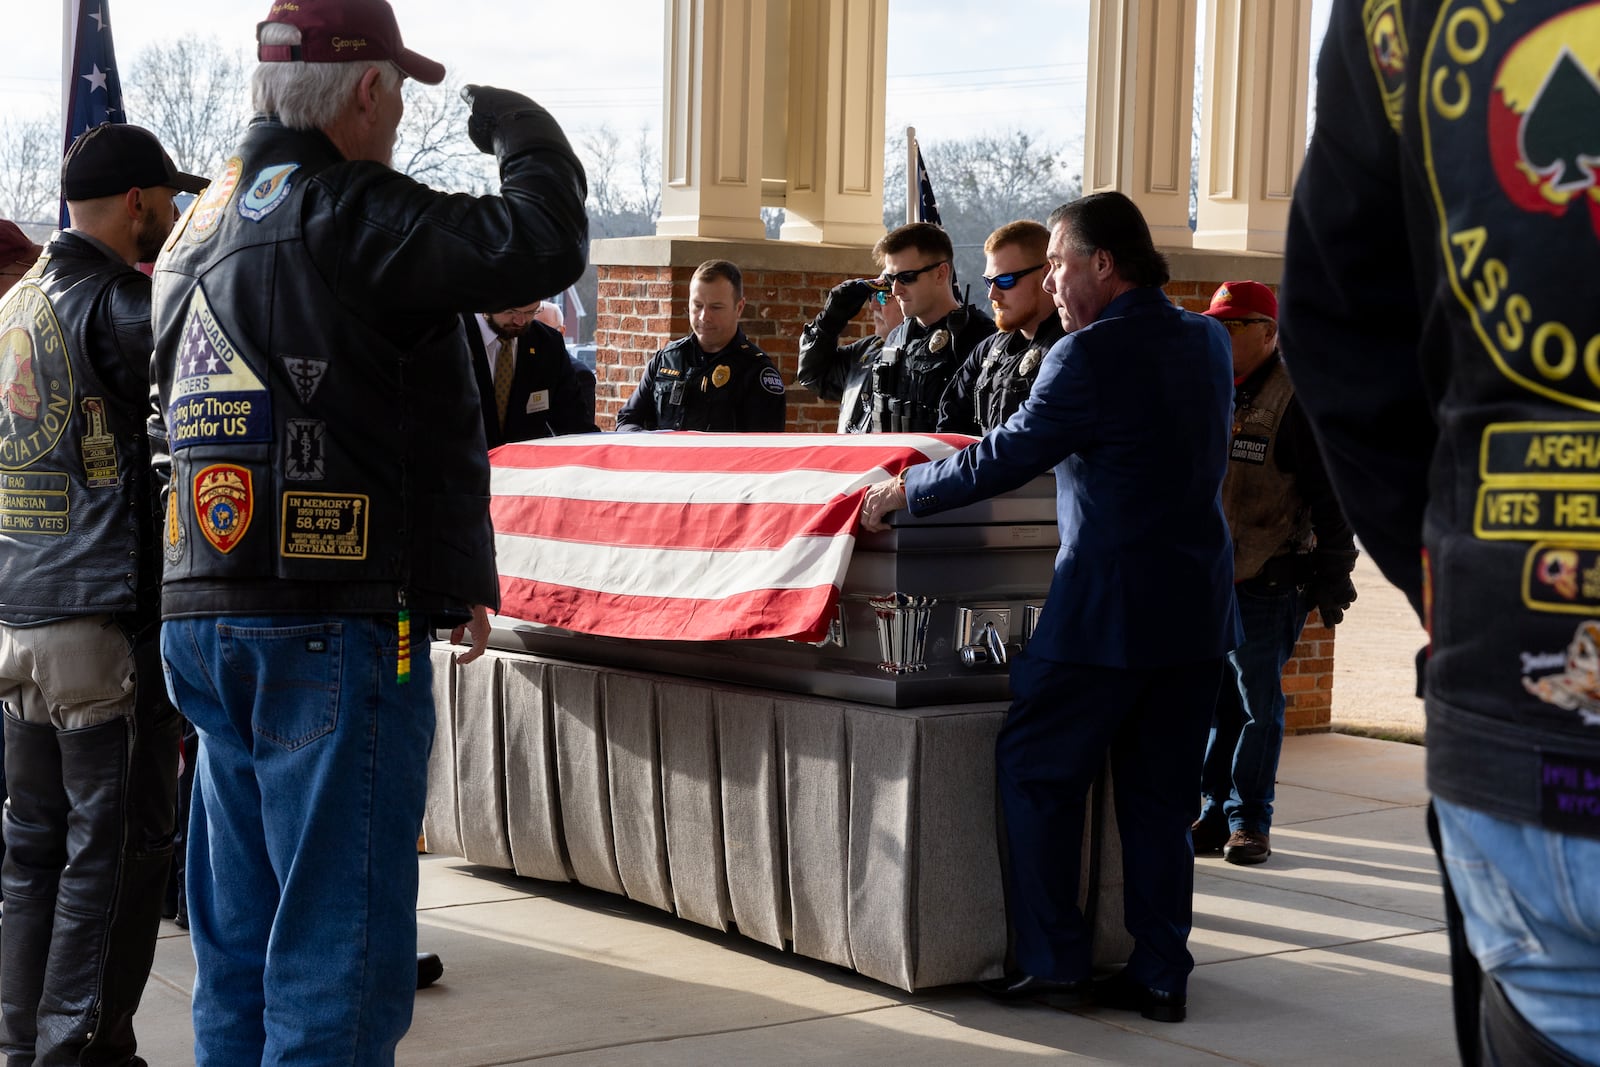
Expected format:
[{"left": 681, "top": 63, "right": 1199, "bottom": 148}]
[
  {"left": 161, "top": 615, "right": 434, "bottom": 1066},
  {"left": 1198, "top": 583, "right": 1307, "bottom": 835},
  {"left": 1434, "top": 797, "right": 1600, "bottom": 1064}
]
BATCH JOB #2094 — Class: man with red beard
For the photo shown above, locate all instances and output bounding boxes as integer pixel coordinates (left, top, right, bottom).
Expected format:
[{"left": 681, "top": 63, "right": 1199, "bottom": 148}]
[{"left": 939, "top": 220, "right": 1067, "bottom": 435}]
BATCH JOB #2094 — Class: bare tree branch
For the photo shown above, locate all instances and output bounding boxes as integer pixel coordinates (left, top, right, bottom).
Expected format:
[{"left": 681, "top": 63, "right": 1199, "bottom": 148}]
[
  {"left": 0, "top": 114, "right": 59, "bottom": 225},
  {"left": 125, "top": 36, "right": 249, "bottom": 177}
]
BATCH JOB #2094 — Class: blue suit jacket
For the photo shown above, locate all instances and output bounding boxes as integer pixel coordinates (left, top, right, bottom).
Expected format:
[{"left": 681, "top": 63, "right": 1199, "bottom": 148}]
[{"left": 905, "top": 287, "right": 1242, "bottom": 669}]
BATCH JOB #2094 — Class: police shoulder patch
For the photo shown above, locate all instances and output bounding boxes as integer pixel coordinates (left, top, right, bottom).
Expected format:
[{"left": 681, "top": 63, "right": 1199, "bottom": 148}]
[{"left": 759, "top": 366, "right": 785, "bottom": 395}]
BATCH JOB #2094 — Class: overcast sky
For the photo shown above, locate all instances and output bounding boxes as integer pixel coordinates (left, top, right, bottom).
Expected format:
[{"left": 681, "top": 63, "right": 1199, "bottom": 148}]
[{"left": 4, "top": 1, "right": 1330, "bottom": 163}]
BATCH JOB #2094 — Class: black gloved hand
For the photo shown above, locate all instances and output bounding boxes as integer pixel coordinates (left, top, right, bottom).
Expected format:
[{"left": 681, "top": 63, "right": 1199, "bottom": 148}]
[
  {"left": 816, "top": 279, "right": 877, "bottom": 334},
  {"left": 461, "top": 84, "right": 544, "bottom": 154},
  {"left": 1307, "top": 548, "right": 1360, "bottom": 626}
]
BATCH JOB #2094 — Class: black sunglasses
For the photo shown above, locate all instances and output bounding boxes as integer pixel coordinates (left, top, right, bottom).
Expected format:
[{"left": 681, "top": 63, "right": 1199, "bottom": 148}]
[
  {"left": 878, "top": 262, "right": 948, "bottom": 287},
  {"left": 981, "top": 264, "right": 1046, "bottom": 291}
]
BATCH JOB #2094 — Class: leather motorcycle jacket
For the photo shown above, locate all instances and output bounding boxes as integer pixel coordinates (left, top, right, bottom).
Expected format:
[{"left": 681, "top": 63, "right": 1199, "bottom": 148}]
[
  {"left": 150, "top": 114, "right": 587, "bottom": 624},
  {"left": 0, "top": 232, "right": 158, "bottom": 628}
]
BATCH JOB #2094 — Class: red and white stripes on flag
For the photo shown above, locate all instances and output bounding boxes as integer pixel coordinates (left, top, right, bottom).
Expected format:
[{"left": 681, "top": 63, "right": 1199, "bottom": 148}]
[{"left": 489, "top": 432, "right": 974, "bottom": 643}]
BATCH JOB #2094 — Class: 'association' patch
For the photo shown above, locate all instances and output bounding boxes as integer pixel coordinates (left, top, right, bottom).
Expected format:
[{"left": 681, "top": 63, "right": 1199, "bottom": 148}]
[
  {"left": 0, "top": 281, "right": 74, "bottom": 473},
  {"left": 193, "top": 464, "right": 253, "bottom": 554},
  {"left": 759, "top": 367, "right": 785, "bottom": 395},
  {"left": 239, "top": 163, "right": 299, "bottom": 222},
  {"left": 187, "top": 157, "right": 243, "bottom": 243}
]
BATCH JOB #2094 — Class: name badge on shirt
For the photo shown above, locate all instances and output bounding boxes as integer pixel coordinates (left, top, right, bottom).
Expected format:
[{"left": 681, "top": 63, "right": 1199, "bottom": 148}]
[{"left": 526, "top": 390, "right": 550, "bottom": 414}]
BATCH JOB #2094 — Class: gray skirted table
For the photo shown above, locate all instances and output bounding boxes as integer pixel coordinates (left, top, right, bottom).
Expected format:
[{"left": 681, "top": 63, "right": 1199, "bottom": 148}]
[{"left": 422, "top": 642, "right": 1130, "bottom": 992}]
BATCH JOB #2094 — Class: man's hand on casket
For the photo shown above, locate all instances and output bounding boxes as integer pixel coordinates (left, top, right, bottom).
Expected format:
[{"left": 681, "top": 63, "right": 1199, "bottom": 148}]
[
  {"left": 860, "top": 475, "right": 907, "bottom": 532},
  {"left": 450, "top": 604, "right": 492, "bottom": 664}
]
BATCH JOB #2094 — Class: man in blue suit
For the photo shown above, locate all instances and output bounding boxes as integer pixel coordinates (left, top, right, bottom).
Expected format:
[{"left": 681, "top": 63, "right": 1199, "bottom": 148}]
[{"left": 862, "top": 192, "right": 1242, "bottom": 1023}]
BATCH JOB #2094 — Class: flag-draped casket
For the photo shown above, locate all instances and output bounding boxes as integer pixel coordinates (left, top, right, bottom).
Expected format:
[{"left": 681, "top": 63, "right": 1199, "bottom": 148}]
[{"left": 486, "top": 432, "right": 1058, "bottom": 707}]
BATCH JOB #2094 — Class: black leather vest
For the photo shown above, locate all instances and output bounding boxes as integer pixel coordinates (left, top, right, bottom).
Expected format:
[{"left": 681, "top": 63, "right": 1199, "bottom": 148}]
[
  {"left": 0, "top": 237, "right": 153, "bottom": 621},
  {"left": 150, "top": 122, "right": 498, "bottom": 622}
]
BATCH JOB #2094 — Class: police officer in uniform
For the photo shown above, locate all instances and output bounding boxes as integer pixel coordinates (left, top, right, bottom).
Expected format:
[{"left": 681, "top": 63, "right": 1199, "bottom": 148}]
[
  {"left": 797, "top": 222, "right": 993, "bottom": 433},
  {"left": 0, "top": 123, "right": 201, "bottom": 1066},
  {"left": 615, "top": 259, "right": 785, "bottom": 432},
  {"left": 940, "top": 220, "right": 1066, "bottom": 435}
]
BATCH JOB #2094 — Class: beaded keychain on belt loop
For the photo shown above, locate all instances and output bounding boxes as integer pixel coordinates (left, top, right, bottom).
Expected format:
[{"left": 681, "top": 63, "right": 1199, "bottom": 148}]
[{"left": 397, "top": 594, "right": 412, "bottom": 685}]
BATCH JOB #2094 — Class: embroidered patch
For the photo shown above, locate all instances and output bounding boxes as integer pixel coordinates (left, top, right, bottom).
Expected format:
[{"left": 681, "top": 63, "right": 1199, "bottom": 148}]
[
  {"left": 187, "top": 157, "right": 242, "bottom": 243},
  {"left": 79, "top": 398, "right": 119, "bottom": 488},
  {"left": 164, "top": 486, "right": 185, "bottom": 564},
  {"left": 759, "top": 367, "right": 785, "bottom": 395},
  {"left": 168, "top": 287, "right": 270, "bottom": 449},
  {"left": 1362, "top": 0, "right": 1408, "bottom": 133},
  {"left": 239, "top": 163, "right": 299, "bottom": 222},
  {"left": 0, "top": 282, "right": 74, "bottom": 473},
  {"left": 0, "top": 471, "right": 69, "bottom": 536},
  {"left": 1230, "top": 434, "right": 1269, "bottom": 465},
  {"left": 1521, "top": 620, "right": 1600, "bottom": 727},
  {"left": 285, "top": 419, "right": 326, "bottom": 481},
  {"left": 193, "top": 464, "right": 253, "bottom": 554},
  {"left": 281, "top": 492, "right": 368, "bottom": 560},
  {"left": 1539, "top": 750, "right": 1600, "bottom": 832},
  {"left": 278, "top": 355, "right": 329, "bottom": 406}
]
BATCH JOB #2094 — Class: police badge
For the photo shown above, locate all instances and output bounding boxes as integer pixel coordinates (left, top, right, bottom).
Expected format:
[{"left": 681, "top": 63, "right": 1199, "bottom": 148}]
[
  {"left": 1019, "top": 346, "right": 1043, "bottom": 376},
  {"left": 929, "top": 329, "right": 950, "bottom": 353},
  {"left": 712, "top": 364, "right": 731, "bottom": 388}
]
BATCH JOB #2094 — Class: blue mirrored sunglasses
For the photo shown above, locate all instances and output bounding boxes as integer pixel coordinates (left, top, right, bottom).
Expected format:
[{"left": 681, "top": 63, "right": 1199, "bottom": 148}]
[{"left": 981, "top": 264, "right": 1046, "bottom": 291}]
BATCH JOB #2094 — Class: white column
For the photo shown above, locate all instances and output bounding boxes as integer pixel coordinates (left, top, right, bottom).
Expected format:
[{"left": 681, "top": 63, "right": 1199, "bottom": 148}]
[
  {"left": 1083, "top": 0, "right": 1200, "bottom": 247},
  {"left": 1193, "top": 0, "right": 1314, "bottom": 253}
]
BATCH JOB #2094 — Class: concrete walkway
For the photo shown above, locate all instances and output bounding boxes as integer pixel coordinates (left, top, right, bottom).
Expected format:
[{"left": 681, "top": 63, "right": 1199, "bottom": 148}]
[{"left": 132, "top": 732, "right": 1454, "bottom": 1065}]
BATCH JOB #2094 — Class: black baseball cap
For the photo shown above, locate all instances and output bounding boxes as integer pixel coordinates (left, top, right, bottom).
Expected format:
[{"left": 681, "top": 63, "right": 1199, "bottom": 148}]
[{"left": 61, "top": 123, "right": 209, "bottom": 201}]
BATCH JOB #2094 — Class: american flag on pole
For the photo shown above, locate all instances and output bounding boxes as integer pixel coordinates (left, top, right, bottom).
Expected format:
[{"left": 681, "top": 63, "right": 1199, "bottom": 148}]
[
  {"left": 907, "top": 127, "right": 942, "bottom": 227},
  {"left": 61, "top": 0, "right": 127, "bottom": 225},
  {"left": 489, "top": 433, "right": 974, "bottom": 643}
]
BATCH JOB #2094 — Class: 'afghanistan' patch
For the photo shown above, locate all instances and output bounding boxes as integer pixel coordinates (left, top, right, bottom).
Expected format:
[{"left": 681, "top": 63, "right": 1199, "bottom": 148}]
[
  {"left": 164, "top": 486, "right": 185, "bottom": 565},
  {"left": 279, "top": 355, "right": 329, "bottom": 406},
  {"left": 281, "top": 492, "right": 368, "bottom": 560},
  {"left": 759, "top": 366, "right": 785, "bottom": 395},
  {"left": 239, "top": 163, "right": 299, "bottom": 223},
  {"left": 187, "top": 157, "right": 243, "bottom": 243},
  {"left": 168, "top": 287, "right": 271, "bottom": 449},
  {"left": 193, "top": 464, "right": 253, "bottom": 554},
  {"left": 79, "top": 398, "right": 119, "bottom": 488},
  {"left": 0, "top": 281, "right": 74, "bottom": 473},
  {"left": 0, "top": 471, "right": 69, "bottom": 536},
  {"left": 285, "top": 419, "right": 326, "bottom": 481}
]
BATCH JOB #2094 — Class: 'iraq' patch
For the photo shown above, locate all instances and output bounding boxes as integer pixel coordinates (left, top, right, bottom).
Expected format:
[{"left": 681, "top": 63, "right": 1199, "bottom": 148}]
[
  {"left": 285, "top": 419, "right": 326, "bottom": 481},
  {"left": 1230, "top": 434, "right": 1269, "bottom": 465},
  {"left": 239, "top": 163, "right": 299, "bottom": 222},
  {"left": 759, "top": 367, "right": 785, "bottom": 395}
]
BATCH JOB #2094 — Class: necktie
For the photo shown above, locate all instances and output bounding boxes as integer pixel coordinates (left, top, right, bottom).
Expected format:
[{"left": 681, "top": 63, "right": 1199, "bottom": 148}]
[{"left": 492, "top": 337, "right": 514, "bottom": 429}]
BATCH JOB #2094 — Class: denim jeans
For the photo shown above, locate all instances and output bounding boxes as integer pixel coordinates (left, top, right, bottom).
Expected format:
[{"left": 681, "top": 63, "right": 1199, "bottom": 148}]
[
  {"left": 1434, "top": 797, "right": 1600, "bottom": 1064},
  {"left": 161, "top": 615, "right": 434, "bottom": 1067},
  {"left": 1198, "top": 583, "right": 1308, "bottom": 835}
]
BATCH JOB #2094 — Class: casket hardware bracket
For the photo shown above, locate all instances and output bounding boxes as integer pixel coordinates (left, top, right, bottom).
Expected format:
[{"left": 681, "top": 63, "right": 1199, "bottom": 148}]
[{"left": 958, "top": 605, "right": 1012, "bottom": 668}]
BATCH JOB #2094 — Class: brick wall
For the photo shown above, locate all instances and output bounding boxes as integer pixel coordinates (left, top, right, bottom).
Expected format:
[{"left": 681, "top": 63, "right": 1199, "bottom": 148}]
[{"left": 593, "top": 263, "right": 871, "bottom": 433}]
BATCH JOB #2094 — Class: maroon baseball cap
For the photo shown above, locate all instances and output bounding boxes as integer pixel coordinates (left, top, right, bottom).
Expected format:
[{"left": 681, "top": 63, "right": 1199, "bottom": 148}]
[
  {"left": 258, "top": 0, "right": 445, "bottom": 85},
  {"left": 1203, "top": 280, "right": 1278, "bottom": 321},
  {"left": 0, "top": 221, "right": 42, "bottom": 271}
]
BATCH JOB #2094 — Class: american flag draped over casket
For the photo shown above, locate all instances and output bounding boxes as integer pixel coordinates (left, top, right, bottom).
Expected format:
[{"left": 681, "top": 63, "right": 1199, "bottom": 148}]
[{"left": 487, "top": 432, "right": 975, "bottom": 643}]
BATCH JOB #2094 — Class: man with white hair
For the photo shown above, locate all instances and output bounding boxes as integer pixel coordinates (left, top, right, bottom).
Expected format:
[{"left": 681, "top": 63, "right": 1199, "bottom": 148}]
[{"left": 148, "top": 0, "right": 588, "bottom": 1060}]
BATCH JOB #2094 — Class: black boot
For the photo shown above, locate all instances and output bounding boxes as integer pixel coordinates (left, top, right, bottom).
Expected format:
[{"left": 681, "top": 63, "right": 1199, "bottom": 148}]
[
  {"left": 0, "top": 714, "right": 70, "bottom": 1067},
  {"left": 31, "top": 716, "right": 133, "bottom": 1066},
  {"left": 78, "top": 684, "right": 180, "bottom": 1067}
]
